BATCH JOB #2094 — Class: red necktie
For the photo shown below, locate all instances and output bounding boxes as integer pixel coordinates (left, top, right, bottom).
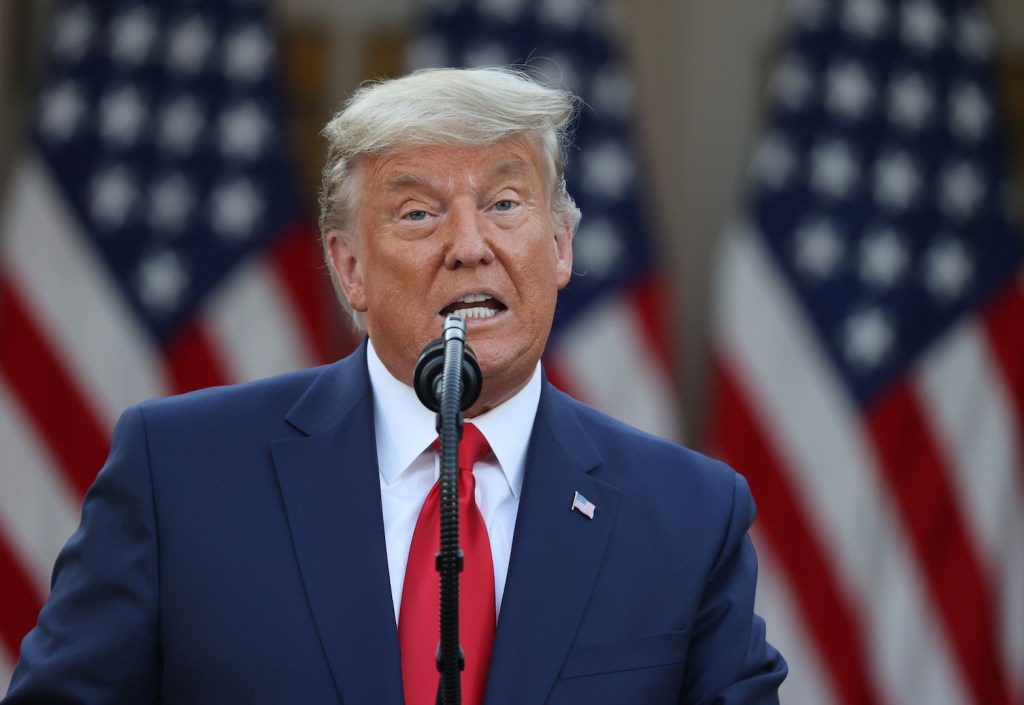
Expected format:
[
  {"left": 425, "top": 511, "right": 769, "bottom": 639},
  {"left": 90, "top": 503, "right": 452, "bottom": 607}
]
[{"left": 399, "top": 423, "right": 496, "bottom": 705}]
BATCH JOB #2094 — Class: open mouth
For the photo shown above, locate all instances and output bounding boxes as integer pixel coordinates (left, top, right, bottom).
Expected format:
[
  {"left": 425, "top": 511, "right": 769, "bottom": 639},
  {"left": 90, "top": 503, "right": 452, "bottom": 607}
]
[{"left": 440, "top": 293, "right": 507, "bottom": 320}]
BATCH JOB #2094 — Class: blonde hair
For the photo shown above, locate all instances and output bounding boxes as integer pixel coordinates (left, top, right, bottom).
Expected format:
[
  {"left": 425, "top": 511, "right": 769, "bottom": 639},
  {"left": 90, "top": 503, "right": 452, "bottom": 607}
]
[{"left": 318, "top": 67, "right": 581, "bottom": 324}]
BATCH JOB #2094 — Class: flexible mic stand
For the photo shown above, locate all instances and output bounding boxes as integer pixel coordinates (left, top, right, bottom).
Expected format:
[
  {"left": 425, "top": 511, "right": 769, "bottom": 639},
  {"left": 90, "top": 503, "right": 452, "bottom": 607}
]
[{"left": 413, "top": 315, "right": 482, "bottom": 705}]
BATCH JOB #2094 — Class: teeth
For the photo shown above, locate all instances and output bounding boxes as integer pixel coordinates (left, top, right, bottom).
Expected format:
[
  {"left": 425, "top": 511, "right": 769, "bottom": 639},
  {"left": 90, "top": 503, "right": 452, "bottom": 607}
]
[
  {"left": 457, "top": 293, "right": 491, "bottom": 304},
  {"left": 462, "top": 306, "right": 498, "bottom": 320},
  {"left": 442, "top": 293, "right": 501, "bottom": 319}
]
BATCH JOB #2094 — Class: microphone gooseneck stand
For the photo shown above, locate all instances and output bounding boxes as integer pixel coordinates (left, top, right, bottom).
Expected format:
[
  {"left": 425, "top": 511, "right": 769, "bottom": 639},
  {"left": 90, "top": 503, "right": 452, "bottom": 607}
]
[{"left": 413, "top": 315, "right": 482, "bottom": 705}]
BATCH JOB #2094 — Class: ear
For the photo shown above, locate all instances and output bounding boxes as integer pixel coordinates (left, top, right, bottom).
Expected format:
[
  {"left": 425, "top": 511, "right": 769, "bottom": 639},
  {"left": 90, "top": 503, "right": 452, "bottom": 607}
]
[
  {"left": 326, "top": 229, "right": 368, "bottom": 312},
  {"left": 554, "top": 219, "right": 573, "bottom": 290}
]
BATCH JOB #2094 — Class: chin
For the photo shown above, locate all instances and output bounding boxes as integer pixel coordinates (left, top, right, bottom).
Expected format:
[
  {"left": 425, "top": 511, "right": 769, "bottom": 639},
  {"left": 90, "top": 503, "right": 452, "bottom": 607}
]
[{"left": 479, "top": 347, "right": 536, "bottom": 384}]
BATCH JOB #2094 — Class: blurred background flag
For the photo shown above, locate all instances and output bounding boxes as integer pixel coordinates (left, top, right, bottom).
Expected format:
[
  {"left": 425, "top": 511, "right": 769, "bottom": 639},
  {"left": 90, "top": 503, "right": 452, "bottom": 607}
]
[
  {"left": 710, "top": 0, "right": 1024, "bottom": 704},
  {"left": 408, "top": 0, "right": 683, "bottom": 442},
  {"left": 0, "top": 0, "right": 343, "bottom": 685}
]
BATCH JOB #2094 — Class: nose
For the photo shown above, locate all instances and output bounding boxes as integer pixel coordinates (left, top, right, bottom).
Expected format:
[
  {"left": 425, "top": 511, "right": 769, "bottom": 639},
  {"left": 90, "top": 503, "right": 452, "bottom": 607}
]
[{"left": 443, "top": 200, "right": 494, "bottom": 269}]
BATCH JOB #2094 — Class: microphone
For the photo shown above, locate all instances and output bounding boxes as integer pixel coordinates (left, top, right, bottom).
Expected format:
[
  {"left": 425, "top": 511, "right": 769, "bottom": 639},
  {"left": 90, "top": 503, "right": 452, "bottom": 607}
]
[
  {"left": 413, "top": 315, "right": 483, "bottom": 705},
  {"left": 413, "top": 315, "right": 483, "bottom": 413}
]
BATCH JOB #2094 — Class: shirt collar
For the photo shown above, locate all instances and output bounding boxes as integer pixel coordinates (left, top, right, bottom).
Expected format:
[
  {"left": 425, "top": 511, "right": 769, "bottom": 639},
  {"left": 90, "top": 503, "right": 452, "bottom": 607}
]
[{"left": 367, "top": 338, "right": 540, "bottom": 499}]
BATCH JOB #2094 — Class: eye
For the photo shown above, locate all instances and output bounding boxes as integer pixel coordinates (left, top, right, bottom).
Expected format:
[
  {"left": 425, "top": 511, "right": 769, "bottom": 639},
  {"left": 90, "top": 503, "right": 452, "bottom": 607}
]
[
  {"left": 405, "top": 210, "right": 428, "bottom": 221},
  {"left": 494, "top": 200, "right": 515, "bottom": 212}
]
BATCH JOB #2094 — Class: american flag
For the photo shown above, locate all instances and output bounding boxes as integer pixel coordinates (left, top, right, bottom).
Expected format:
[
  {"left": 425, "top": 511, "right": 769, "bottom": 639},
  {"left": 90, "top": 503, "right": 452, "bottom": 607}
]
[
  {"left": 710, "top": 0, "right": 1024, "bottom": 704},
  {"left": 571, "top": 490, "right": 596, "bottom": 519},
  {"left": 408, "top": 0, "right": 683, "bottom": 443},
  {"left": 0, "top": 0, "right": 346, "bottom": 688}
]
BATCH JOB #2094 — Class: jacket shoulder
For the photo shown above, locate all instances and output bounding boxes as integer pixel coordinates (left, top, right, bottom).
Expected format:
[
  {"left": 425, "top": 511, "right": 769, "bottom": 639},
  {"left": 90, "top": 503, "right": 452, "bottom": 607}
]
[{"left": 138, "top": 365, "right": 329, "bottom": 423}]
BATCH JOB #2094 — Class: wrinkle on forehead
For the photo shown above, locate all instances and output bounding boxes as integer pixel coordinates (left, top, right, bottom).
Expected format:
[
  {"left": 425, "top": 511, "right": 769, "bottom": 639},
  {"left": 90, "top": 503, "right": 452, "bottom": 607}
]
[{"left": 370, "top": 137, "right": 544, "bottom": 197}]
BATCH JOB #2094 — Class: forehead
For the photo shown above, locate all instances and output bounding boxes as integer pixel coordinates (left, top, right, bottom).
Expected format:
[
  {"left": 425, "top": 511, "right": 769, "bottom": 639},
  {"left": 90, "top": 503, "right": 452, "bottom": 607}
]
[{"left": 362, "top": 135, "right": 547, "bottom": 195}]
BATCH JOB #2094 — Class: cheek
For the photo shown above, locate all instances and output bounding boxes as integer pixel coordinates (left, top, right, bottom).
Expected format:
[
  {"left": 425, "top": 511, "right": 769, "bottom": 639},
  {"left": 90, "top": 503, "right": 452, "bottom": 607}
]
[
  {"left": 521, "top": 239, "right": 564, "bottom": 292},
  {"left": 364, "top": 252, "right": 439, "bottom": 325}
]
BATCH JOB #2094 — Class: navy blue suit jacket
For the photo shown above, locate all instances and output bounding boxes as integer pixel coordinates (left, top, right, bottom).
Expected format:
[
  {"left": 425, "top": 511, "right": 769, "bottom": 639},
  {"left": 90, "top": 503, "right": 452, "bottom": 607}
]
[{"left": 4, "top": 345, "right": 785, "bottom": 704}]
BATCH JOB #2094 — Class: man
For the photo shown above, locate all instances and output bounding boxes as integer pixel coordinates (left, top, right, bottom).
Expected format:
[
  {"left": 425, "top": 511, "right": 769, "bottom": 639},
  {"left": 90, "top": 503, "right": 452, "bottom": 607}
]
[{"left": 3, "top": 67, "right": 786, "bottom": 704}]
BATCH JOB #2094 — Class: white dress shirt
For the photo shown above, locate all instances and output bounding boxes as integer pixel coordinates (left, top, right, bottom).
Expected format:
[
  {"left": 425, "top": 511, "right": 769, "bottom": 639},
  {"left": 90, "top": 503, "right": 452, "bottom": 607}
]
[{"left": 367, "top": 340, "right": 540, "bottom": 623}]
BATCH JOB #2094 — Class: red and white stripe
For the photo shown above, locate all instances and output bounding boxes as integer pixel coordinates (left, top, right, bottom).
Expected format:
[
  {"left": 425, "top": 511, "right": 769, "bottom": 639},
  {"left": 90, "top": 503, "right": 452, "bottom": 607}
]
[
  {"left": 545, "top": 279, "right": 683, "bottom": 443},
  {"left": 711, "top": 227, "right": 1024, "bottom": 705},
  {"left": 751, "top": 532, "right": 837, "bottom": 705},
  {"left": 0, "top": 157, "right": 342, "bottom": 689}
]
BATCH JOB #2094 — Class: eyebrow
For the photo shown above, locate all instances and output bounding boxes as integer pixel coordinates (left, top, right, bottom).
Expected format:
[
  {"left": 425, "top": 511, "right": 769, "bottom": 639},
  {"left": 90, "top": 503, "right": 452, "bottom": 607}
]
[
  {"left": 383, "top": 172, "right": 440, "bottom": 194},
  {"left": 488, "top": 158, "right": 530, "bottom": 178},
  {"left": 486, "top": 158, "right": 541, "bottom": 190}
]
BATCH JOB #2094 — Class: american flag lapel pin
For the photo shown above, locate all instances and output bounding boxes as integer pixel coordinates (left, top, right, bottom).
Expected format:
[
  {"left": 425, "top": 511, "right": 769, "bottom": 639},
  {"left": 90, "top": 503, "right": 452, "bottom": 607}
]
[{"left": 571, "top": 491, "right": 596, "bottom": 520}]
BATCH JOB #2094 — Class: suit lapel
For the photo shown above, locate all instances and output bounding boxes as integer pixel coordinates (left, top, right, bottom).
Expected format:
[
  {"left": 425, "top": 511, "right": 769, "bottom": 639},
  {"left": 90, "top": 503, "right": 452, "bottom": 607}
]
[
  {"left": 272, "top": 344, "right": 405, "bottom": 705},
  {"left": 484, "top": 382, "right": 620, "bottom": 705}
]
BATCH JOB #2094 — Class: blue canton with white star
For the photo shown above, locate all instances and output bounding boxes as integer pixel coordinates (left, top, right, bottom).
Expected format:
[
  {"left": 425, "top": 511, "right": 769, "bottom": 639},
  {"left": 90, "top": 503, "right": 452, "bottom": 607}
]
[
  {"left": 34, "top": 0, "right": 301, "bottom": 343},
  {"left": 747, "top": 0, "right": 1024, "bottom": 406}
]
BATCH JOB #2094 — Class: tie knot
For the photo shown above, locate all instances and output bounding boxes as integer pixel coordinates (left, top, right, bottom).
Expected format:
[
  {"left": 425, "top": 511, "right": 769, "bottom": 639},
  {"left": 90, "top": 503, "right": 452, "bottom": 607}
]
[
  {"left": 459, "top": 423, "right": 491, "bottom": 471},
  {"left": 433, "top": 423, "right": 491, "bottom": 472}
]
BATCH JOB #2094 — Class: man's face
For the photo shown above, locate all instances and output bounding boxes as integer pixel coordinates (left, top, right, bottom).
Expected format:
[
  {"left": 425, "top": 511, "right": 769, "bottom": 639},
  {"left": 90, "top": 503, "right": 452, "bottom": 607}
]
[{"left": 326, "top": 135, "right": 573, "bottom": 415}]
